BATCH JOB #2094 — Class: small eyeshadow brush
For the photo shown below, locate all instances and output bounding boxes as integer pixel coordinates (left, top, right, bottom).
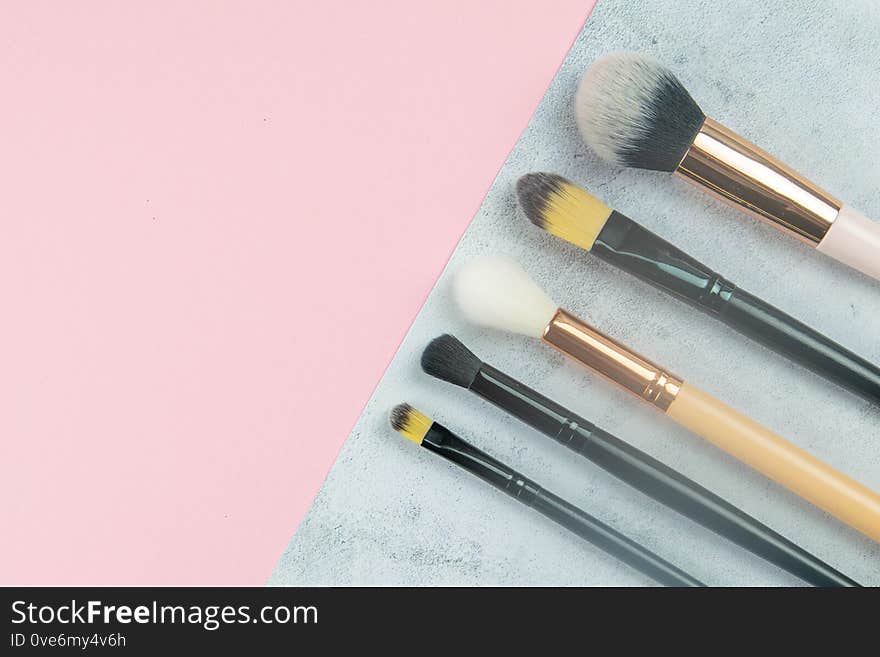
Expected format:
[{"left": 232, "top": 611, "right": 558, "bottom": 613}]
[
  {"left": 516, "top": 172, "right": 880, "bottom": 405},
  {"left": 421, "top": 334, "right": 858, "bottom": 587},
  {"left": 390, "top": 402, "right": 704, "bottom": 586},
  {"left": 453, "top": 254, "right": 880, "bottom": 542}
]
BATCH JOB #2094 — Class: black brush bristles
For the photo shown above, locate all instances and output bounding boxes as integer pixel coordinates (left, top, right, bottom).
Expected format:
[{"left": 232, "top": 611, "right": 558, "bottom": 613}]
[
  {"left": 516, "top": 173, "right": 566, "bottom": 231},
  {"left": 389, "top": 402, "right": 432, "bottom": 444},
  {"left": 389, "top": 402, "right": 412, "bottom": 433},
  {"left": 420, "top": 334, "right": 482, "bottom": 389},
  {"left": 576, "top": 52, "right": 705, "bottom": 172},
  {"left": 516, "top": 173, "right": 614, "bottom": 251}
]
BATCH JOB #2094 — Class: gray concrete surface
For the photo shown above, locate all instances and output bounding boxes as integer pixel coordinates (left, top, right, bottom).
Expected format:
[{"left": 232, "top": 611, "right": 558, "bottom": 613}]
[{"left": 270, "top": 0, "right": 880, "bottom": 586}]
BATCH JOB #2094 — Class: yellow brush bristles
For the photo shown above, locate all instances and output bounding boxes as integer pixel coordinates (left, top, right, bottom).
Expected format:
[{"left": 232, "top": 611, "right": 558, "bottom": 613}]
[
  {"left": 390, "top": 403, "right": 433, "bottom": 445},
  {"left": 516, "top": 173, "right": 613, "bottom": 251}
]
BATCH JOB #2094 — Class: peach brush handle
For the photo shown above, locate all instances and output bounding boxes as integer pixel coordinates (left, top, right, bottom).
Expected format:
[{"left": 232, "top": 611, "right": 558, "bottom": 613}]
[
  {"left": 666, "top": 383, "right": 880, "bottom": 542},
  {"left": 817, "top": 206, "right": 880, "bottom": 281}
]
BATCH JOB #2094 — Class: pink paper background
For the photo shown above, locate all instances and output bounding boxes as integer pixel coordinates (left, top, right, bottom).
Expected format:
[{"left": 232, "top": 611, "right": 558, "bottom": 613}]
[{"left": 1, "top": 1, "right": 595, "bottom": 584}]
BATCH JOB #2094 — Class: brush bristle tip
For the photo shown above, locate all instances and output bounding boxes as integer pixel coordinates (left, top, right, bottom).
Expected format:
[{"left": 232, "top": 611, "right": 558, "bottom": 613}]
[
  {"left": 516, "top": 173, "right": 612, "bottom": 250},
  {"left": 421, "top": 334, "right": 482, "bottom": 388},
  {"left": 390, "top": 403, "right": 433, "bottom": 444},
  {"left": 453, "top": 256, "right": 558, "bottom": 339},
  {"left": 575, "top": 52, "right": 704, "bottom": 172}
]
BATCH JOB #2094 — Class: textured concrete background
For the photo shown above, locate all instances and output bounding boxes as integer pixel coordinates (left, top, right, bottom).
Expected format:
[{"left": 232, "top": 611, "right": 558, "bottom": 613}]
[{"left": 271, "top": 0, "right": 880, "bottom": 586}]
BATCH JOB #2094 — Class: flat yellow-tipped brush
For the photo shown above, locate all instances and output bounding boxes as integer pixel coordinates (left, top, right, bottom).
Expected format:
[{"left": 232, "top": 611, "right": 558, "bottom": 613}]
[
  {"left": 515, "top": 172, "right": 880, "bottom": 405},
  {"left": 390, "top": 403, "right": 703, "bottom": 586}
]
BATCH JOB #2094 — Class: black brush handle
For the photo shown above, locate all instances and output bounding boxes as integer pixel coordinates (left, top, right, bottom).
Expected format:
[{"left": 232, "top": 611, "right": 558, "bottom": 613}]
[
  {"left": 719, "top": 288, "right": 880, "bottom": 400},
  {"left": 593, "top": 211, "right": 880, "bottom": 404},
  {"left": 469, "top": 364, "right": 859, "bottom": 586},
  {"left": 423, "top": 423, "right": 704, "bottom": 587}
]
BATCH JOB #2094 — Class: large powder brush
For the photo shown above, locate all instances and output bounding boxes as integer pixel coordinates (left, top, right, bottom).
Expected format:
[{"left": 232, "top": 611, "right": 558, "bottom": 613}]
[{"left": 575, "top": 52, "right": 880, "bottom": 281}]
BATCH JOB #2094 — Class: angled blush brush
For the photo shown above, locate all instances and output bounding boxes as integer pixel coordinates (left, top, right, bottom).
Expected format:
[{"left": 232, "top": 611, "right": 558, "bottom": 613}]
[
  {"left": 515, "top": 172, "right": 880, "bottom": 405},
  {"left": 390, "top": 402, "right": 704, "bottom": 586},
  {"left": 575, "top": 52, "right": 880, "bottom": 281},
  {"left": 421, "top": 334, "right": 858, "bottom": 586},
  {"left": 452, "top": 255, "right": 880, "bottom": 542}
]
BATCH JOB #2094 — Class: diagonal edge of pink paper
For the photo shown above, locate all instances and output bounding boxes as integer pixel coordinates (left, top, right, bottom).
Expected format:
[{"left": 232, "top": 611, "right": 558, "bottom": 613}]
[{"left": 0, "top": 1, "right": 597, "bottom": 584}]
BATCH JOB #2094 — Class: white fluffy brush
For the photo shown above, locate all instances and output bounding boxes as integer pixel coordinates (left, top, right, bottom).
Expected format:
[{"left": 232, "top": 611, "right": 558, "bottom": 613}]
[{"left": 453, "top": 255, "right": 557, "bottom": 338}]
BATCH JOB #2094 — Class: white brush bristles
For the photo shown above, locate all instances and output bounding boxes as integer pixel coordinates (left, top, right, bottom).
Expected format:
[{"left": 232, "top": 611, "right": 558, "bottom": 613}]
[
  {"left": 575, "top": 52, "right": 704, "bottom": 172},
  {"left": 576, "top": 53, "right": 667, "bottom": 166},
  {"left": 453, "top": 256, "right": 558, "bottom": 339}
]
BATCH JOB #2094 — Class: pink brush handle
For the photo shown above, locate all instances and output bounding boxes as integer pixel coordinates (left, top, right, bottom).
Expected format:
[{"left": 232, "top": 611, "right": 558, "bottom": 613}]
[{"left": 817, "top": 206, "right": 880, "bottom": 281}]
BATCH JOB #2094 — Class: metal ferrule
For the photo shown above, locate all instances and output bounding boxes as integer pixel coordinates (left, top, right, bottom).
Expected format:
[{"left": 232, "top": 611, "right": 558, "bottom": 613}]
[
  {"left": 542, "top": 309, "right": 683, "bottom": 412},
  {"left": 675, "top": 117, "right": 841, "bottom": 245}
]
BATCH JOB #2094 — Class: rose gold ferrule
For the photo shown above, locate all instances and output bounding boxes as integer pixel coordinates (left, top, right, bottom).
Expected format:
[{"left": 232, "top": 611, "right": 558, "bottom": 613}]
[
  {"left": 542, "top": 309, "right": 683, "bottom": 412},
  {"left": 675, "top": 117, "right": 842, "bottom": 245}
]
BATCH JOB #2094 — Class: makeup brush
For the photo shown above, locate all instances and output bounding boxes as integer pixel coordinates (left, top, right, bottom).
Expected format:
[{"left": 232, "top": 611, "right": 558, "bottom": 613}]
[
  {"left": 452, "top": 255, "right": 880, "bottom": 542},
  {"left": 516, "top": 172, "right": 880, "bottom": 404},
  {"left": 421, "top": 334, "right": 859, "bottom": 587},
  {"left": 575, "top": 52, "right": 880, "bottom": 281},
  {"left": 390, "top": 402, "right": 704, "bottom": 586}
]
